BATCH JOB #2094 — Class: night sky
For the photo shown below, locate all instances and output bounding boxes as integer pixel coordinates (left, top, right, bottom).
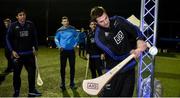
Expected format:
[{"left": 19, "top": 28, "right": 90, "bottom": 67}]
[{"left": 0, "top": 0, "right": 180, "bottom": 45}]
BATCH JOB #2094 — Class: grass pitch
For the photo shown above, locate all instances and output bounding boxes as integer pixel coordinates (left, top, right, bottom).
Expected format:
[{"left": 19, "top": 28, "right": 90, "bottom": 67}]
[{"left": 0, "top": 46, "right": 180, "bottom": 97}]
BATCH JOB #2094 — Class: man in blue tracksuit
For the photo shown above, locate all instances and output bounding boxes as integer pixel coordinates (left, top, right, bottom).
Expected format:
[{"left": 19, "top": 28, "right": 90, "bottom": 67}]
[
  {"left": 90, "top": 6, "right": 147, "bottom": 97},
  {"left": 6, "top": 8, "right": 41, "bottom": 97},
  {"left": 54, "top": 16, "right": 79, "bottom": 91}
]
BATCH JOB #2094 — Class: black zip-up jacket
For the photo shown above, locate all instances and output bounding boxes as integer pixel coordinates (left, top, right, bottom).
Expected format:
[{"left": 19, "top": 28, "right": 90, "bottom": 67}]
[
  {"left": 6, "top": 20, "right": 38, "bottom": 55},
  {"left": 86, "top": 30, "right": 103, "bottom": 57},
  {"left": 95, "top": 16, "right": 144, "bottom": 72}
]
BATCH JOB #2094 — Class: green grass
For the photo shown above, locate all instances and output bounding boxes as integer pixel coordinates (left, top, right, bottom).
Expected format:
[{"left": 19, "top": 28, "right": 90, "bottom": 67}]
[
  {"left": 0, "top": 47, "right": 180, "bottom": 97},
  {"left": 155, "top": 53, "right": 180, "bottom": 96}
]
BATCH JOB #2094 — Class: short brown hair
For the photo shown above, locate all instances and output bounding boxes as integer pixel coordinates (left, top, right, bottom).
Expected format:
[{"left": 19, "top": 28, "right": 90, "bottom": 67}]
[
  {"left": 90, "top": 6, "right": 106, "bottom": 21},
  {"left": 16, "top": 8, "right": 26, "bottom": 16},
  {"left": 61, "top": 16, "right": 68, "bottom": 20}
]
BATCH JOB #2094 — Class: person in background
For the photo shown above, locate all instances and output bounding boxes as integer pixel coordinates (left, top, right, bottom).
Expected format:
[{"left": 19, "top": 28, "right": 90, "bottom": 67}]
[
  {"left": 0, "top": 18, "right": 5, "bottom": 48},
  {"left": 6, "top": 8, "right": 41, "bottom": 97},
  {"left": 3, "top": 18, "right": 14, "bottom": 73},
  {"left": 78, "top": 27, "right": 86, "bottom": 58},
  {"left": 54, "top": 16, "right": 79, "bottom": 91},
  {"left": 4, "top": 18, "right": 11, "bottom": 28},
  {"left": 90, "top": 6, "right": 147, "bottom": 97},
  {"left": 86, "top": 20, "right": 104, "bottom": 78}
]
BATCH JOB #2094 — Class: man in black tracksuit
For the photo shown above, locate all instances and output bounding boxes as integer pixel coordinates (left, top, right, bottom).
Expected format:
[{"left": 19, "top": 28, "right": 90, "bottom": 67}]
[
  {"left": 6, "top": 9, "right": 41, "bottom": 97},
  {"left": 86, "top": 20, "right": 103, "bottom": 78},
  {"left": 90, "top": 6, "right": 147, "bottom": 97}
]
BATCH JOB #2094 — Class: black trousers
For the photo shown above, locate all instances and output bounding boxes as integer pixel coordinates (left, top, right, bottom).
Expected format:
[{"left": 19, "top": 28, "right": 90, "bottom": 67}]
[
  {"left": 60, "top": 50, "right": 75, "bottom": 86},
  {"left": 99, "top": 68, "right": 135, "bottom": 97},
  {"left": 78, "top": 43, "right": 85, "bottom": 57},
  {"left": 89, "top": 57, "right": 102, "bottom": 78},
  {"left": 5, "top": 48, "right": 13, "bottom": 70},
  {"left": 13, "top": 54, "right": 36, "bottom": 92}
]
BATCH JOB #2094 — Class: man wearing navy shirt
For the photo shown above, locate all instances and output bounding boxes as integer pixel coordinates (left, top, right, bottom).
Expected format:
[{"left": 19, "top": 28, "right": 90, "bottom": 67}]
[
  {"left": 90, "top": 6, "right": 147, "bottom": 97},
  {"left": 6, "top": 8, "right": 41, "bottom": 97},
  {"left": 86, "top": 20, "right": 103, "bottom": 78}
]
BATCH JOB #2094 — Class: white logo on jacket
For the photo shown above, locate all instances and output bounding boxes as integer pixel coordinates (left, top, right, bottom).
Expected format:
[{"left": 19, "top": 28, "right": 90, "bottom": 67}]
[
  {"left": 114, "top": 30, "right": 124, "bottom": 44},
  {"left": 20, "top": 31, "right": 29, "bottom": 37},
  {"left": 90, "top": 38, "right": 95, "bottom": 43},
  {"left": 15, "top": 26, "right": 20, "bottom": 29},
  {"left": 105, "top": 32, "right": 109, "bottom": 37}
]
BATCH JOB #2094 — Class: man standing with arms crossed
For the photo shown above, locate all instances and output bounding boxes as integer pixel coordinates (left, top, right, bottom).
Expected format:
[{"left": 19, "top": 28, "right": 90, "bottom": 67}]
[
  {"left": 90, "top": 6, "right": 147, "bottom": 97},
  {"left": 54, "top": 16, "right": 79, "bottom": 91},
  {"left": 6, "top": 8, "right": 41, "bottom": 97}
]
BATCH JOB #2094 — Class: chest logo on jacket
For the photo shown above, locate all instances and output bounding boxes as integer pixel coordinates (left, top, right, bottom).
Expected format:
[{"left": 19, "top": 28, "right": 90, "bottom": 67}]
[
  {"left": 20, "top": 31, "right": 29, "bottom": 37},
  {"left": 105, "top": 32, "right": 109, "bottom": 37},
  {"left": 90, "top": 38, "right": 95, "bottom": 43},
  {"left": 15, "top": 26, "right": 20, "bottom": 29},
  {"left": 113, "top": 30, "right": 124, "bottom": 44}
]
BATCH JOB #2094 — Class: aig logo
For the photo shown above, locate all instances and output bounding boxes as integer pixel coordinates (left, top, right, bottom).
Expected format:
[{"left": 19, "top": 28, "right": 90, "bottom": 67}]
[
  {"left": 87, "top": 83, "right": 98, "bottom": 90},
  {"left": 114, "top": 30, "right": 124, "bottom": 44}
]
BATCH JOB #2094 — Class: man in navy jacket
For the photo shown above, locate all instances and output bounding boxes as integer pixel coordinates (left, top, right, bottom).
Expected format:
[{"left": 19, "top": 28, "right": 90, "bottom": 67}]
[
  {"left": 86, "top": 20, "right": 104, "bottom": 78},
  {"left": 90, "top": 6, "right": 147, "bottom": 97},
  {"left": 6, "top": 8, "right": 41, "bottom": 97}
]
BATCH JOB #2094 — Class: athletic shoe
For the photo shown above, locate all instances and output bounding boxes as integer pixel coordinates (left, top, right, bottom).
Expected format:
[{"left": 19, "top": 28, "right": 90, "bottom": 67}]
[
  {"left": 28, "top": 89, "right": 42, "bottom": 97},
  {"left": 13, "top": 90, "right": 20, "bottom": 97},
  {"left": 60, "top": 84, "right": 66, "bottom": 91},
  {"left": 70, "top": 84, "right": 78, "bottom": 89}
]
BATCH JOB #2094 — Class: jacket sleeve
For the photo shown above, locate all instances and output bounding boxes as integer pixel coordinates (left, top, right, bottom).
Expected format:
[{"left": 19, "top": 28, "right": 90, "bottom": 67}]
[
  {"left": 6, "top": 24, "right": 13, "bottom": 52},
  {"left": 74, "top": 31, "right": 80, "bottom": 47},
  {"left": 54, "top": 31, "right": 61, "bottom": 48}
]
